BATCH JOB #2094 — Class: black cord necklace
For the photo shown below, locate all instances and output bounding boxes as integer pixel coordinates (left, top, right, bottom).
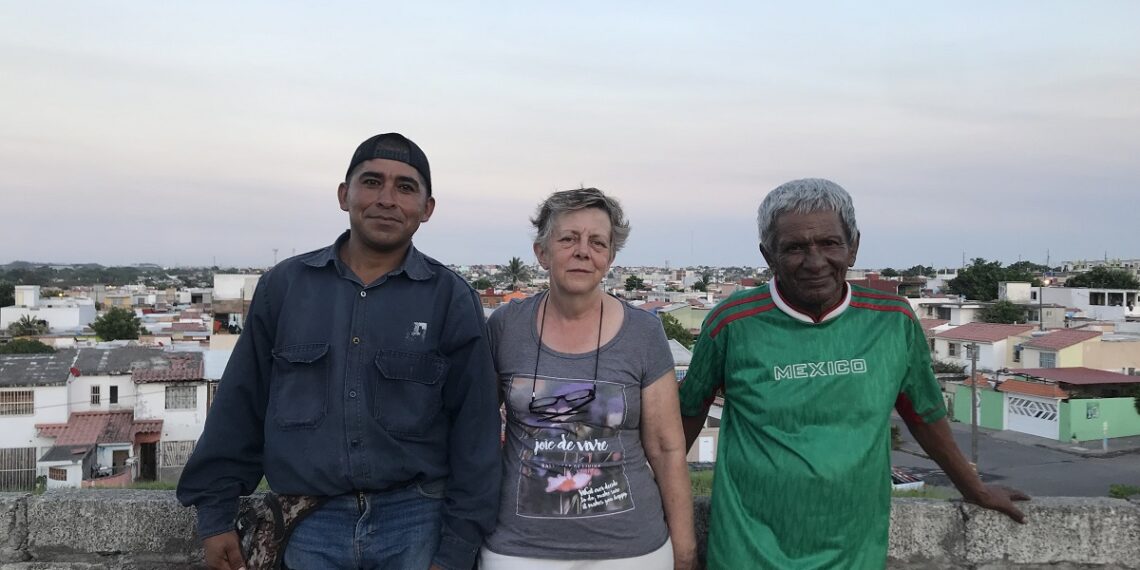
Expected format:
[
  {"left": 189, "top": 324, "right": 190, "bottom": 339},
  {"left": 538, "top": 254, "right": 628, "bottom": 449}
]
[{"left": 528, "top": 292, "right": 604, "bottom": 418}]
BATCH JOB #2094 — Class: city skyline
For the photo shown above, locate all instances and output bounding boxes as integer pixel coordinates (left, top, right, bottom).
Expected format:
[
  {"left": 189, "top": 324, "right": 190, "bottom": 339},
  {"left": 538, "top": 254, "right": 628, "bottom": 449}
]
[{"left": 2, "top": 2, "right": 1138, "bottom": 269}]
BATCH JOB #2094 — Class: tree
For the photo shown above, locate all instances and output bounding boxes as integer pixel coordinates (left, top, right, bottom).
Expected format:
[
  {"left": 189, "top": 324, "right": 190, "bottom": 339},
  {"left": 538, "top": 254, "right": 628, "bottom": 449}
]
[
  {"left": 91, "top": 307, "right": 143, "bottom": 341},
  {"left": 692, "top": 271, "right": 712, "bottom": 292},
  {"left": 946, "top": 258, "right": 1039, "bottom": 301},
  {"left": 502, "top": 257, "right": 530, "bottom": 290},
  {"left": 901, "top": 265, "right": 935, "bottom": 278},
  {"left": 879, "top": 267, "right": 899, "bottom": 278},
  {"left": 980, "top": 300, "right": 1028, "bottom": 324},
  {"left": 0, "top": 338, "right": 55, "bottom": 354},
  {"left": 0, "top": 282, "right": 13, "bottom": 307},
  {"left": 8, "top": 315, "right": 48, "bottom": 337},
  {"left": 624, "top": 275, "right": 645, "bottom": 291},
  {"left": 1007, "top": 261, "right": 1051, "bottom": 275},
  {"left": 1065, "top": 267, "right": 1140, "bottom": 290},
  {"left": 660, "top": 314, "right": 693, "bottom": 348},
  {"left": 470, "top": 277, "right": 493, "bottom": 291}
]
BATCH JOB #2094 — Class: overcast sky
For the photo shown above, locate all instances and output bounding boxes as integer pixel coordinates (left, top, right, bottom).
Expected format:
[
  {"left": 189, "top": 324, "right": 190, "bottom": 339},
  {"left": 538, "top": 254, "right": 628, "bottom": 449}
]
[{"left": 2, "top": 1, "right": 1137, "bottom": 270}]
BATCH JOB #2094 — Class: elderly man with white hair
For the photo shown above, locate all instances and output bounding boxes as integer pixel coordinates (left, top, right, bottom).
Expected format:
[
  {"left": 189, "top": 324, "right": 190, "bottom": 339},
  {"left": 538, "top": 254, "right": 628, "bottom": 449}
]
[{"left": 679, "top": 178, "right": 1028, "bottom": 569}]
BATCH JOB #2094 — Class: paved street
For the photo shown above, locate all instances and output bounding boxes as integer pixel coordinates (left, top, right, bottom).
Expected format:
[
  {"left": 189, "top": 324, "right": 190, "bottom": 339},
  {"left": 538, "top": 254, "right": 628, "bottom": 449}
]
[{"left": 890, "top": 418, "right": 1140, "bottom": 497}]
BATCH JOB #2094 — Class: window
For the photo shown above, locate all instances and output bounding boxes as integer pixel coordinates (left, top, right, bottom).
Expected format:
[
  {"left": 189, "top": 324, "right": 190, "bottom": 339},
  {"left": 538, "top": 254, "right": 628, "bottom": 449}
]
[
  {"left": 0, "top": 391, "right": 34, "bottom": 416},
  {"left": 1108, "top": 292, "right": 1124, "bottom": 306},
  {"left": 48, "top": 467, "right": 67, "bottom": 482},
  {"left": 1089, "top": 292, "right": 1106, "bottom": 306},
  {"left": 161, "top": 441, "right": 196, "bottom": 468},
  {"left": 109, "top": 386, "right": 118, "bottom": 405},
  {"left": 0, "top": 447, "right": 36, "bottom": 490},
  {"left": 948, "top": 343, "right": 959, "bottom": 357},
  {"left": 1039, "top": 352, "right": 1056, "bottom": 368},
  {"left": 165, "top": 385, "right": 197, "bottom": 410},
  {"left": 90, "top": 386, "right": 101, "bottom": 406}
]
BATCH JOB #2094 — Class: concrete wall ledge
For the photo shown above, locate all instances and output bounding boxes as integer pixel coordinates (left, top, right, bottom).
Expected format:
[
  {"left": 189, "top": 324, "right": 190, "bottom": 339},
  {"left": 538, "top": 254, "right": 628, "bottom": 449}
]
[{"left": 0, "top": 491, "right": 1135, "bottom": 569}]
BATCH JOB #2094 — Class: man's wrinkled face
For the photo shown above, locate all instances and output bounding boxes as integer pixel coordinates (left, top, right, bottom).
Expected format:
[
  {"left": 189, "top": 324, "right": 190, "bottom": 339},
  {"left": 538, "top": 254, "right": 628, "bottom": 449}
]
[{"left": 761, "top": 209, "right": 858, "bottom": 316}]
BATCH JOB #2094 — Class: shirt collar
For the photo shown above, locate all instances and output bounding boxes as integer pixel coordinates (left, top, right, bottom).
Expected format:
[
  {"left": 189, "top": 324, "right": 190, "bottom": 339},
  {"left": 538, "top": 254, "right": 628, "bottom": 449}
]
[
  {"left": 301, "top": 230, "right": 434, "bottom": 282},
  {"left": 769, "top": 276, "right": 851, "bottom": 324}
]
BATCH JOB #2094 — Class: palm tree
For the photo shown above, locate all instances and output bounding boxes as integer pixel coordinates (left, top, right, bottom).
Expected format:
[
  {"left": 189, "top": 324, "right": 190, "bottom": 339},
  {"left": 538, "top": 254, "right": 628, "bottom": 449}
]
[
  {"left": 8, "top": 314, "right": 49, "bottom": 337},
  {"left": 693, "top": 271, "right": 713, "bottom": 293},
  {"left": 503, "top": 257, "right": 531, "bottom": 290}
]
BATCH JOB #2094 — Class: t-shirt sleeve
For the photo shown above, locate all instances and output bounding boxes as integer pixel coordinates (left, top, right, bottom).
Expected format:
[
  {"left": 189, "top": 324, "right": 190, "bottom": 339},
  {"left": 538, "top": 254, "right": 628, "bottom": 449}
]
[
  {"left": 896, "top": 316, "right": 947, "bottom": 424},
  {"left": 678, "top": 322, "right": 725, "bottom": 417},
  {"left": 639, "top": 311, "right": 676, "bottom": 389}
]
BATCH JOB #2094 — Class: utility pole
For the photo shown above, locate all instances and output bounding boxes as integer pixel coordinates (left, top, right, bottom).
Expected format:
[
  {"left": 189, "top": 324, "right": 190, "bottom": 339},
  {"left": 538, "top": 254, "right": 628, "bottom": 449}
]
[
  {"left": 969, "top": 342, "right": 980, "bottom": 468},
  {"left": 272, "top": 249, "right": 278, "bottom": 266}
]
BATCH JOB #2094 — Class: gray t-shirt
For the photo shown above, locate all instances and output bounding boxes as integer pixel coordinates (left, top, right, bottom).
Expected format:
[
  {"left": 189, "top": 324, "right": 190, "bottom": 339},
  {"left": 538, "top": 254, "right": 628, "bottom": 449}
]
[{"left": 483, "top": 292, "right": 675, "bottom": 560}]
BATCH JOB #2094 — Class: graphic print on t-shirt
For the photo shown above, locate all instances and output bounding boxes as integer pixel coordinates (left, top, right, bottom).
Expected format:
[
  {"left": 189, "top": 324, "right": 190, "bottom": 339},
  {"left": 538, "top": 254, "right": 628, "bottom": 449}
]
[{"left": 508, "top": 374, "right": 634, "bottom": 518}]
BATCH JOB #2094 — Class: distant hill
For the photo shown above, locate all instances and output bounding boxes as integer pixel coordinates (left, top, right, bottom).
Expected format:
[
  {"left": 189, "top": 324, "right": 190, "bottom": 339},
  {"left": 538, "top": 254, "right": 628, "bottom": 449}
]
[{"left": 1, "top": 261, "right": 107, "bottom": 270}]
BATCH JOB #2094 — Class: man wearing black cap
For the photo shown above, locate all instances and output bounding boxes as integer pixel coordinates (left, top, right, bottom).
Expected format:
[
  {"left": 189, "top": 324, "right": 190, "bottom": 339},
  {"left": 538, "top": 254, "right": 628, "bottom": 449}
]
[{"left": 178, "top": 133, "right": 501, "bottom": 570}]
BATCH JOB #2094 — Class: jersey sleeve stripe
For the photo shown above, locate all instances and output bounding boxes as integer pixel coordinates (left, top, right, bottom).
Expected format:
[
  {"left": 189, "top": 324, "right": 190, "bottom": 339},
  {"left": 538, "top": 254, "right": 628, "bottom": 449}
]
[
  {"left": 850, "top": 290, "right": 907, "bottom": 302},
  {"left": 709, "top": 303, "right": 776, "bottom": 339},
  {"left": 850, "top": 301, "right": 918, "bottom": 321},
  {"left": 706, "top": 290, "right": 772, "bottom": 327}
]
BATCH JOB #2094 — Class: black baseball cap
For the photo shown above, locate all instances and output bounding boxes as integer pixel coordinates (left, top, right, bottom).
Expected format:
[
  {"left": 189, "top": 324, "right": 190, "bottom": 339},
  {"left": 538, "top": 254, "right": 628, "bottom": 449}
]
[{"left": 345, "top": 133, "right": 432, "bottom": 196}]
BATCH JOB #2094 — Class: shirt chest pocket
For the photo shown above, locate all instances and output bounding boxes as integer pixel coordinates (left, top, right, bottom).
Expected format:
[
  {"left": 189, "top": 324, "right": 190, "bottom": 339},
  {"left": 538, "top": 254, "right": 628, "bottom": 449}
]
[
  {"left": 374, "top": 350, "right": 449, "bottom": 437},
  {"left": 270, "top": 343, "right": 329, "bottom": 429}
]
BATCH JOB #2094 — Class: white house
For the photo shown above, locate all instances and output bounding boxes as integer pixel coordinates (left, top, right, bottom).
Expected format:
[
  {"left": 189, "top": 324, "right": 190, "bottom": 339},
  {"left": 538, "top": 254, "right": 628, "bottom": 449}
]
[
  {"left": 131, "top": 351, "right": 211, "bottom": 483},
  {"left": 0, "top": 285, "right": 96, "bottom": 333},
  {"left": 0, "top": 351, "right": 74, "bottom": 490},
  {"left": 913, "top": 301, "right": 987, "bottom": 326},
  {"left": 1040, "top": 287, "right": 1140, "bottom": 322},
  {"left": 30, "top": 347, "right": 210, "bottom": 487},
  {"left": 932, "top": 322, "right": 1036, "bottom": 371}
]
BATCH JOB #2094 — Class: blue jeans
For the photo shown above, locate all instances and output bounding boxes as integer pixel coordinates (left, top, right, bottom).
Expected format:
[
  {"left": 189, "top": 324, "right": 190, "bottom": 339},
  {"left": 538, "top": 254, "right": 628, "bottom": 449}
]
[{"left": 284, "top": 481, "right": 445, "bottom": 569}]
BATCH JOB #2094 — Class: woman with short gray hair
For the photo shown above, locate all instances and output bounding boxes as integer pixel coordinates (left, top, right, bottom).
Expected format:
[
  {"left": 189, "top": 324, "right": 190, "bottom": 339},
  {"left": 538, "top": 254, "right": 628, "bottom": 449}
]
[{"left": 480, "top": 187, "right": 696, "bottom": 570}]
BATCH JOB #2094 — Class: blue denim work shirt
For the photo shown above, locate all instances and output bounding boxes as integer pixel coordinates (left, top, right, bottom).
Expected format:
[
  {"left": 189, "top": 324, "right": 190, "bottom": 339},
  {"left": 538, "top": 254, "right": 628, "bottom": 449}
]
[{"left": 177, "top": 232, "right": 501, "bottom": 570}]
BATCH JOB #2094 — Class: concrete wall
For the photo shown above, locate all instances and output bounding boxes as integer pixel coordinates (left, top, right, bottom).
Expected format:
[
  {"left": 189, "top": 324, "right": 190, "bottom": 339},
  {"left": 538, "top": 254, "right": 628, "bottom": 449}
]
[
  {"left": 0, "top": 304, "right": 96, "bottom": 333},
  {"left": 1063, "top": 397, "right": 1140, "bottom": 441},
  {"left": 951, "top": 385, "right": 1003, "bottom": 429},
  {"left": 0, "top": 492, "right": 1135, "bottom": 568}
]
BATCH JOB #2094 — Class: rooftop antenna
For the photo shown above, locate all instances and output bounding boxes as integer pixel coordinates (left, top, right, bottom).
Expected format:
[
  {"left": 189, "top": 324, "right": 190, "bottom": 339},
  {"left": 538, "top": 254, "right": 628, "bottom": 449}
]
[{"left": 273, "top": 249, "right": 278, "bottom": 266}]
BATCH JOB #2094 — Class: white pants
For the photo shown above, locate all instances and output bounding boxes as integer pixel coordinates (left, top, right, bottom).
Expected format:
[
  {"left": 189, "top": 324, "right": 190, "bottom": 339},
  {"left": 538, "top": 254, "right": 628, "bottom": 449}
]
[{"left": 479, "top": 538, "right": 673, "bottom": 570}]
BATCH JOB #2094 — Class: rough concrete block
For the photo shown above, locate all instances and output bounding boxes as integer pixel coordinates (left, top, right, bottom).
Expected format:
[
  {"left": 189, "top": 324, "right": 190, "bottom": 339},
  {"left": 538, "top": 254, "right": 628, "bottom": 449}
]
[
  {"left": 963, "top": 497, "right": 1140, "bottom": 569},
  {"left": 25, "top": 490, "right": 201, "bottom": 566},
  {"left": 888, "top": 498, "right": 965, "bottom": 566},
  {"left": 0, "top": 493, "right": 29, "bottom": 563}
]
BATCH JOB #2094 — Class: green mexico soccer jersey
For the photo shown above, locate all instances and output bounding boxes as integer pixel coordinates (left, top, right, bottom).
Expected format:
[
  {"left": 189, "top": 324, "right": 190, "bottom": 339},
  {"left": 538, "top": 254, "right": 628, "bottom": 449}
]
[{"left": 679, "top": 281, "right": 946, "bottom": 569}]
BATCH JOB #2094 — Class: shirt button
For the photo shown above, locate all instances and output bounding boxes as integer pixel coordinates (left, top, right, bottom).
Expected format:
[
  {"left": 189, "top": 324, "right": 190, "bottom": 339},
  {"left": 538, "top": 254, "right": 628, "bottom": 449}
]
[
  {"left": 350, "top": 439, "right": 361, "bottom": 447},
  {"left": 360, "top": 290, "right": 367, "bottom": 298},
  {"left": 349, "top": 390, "right": 357, "bottom": 398},
  {"left": 352, "top": 337, "right": 360, "bottom": 345}
]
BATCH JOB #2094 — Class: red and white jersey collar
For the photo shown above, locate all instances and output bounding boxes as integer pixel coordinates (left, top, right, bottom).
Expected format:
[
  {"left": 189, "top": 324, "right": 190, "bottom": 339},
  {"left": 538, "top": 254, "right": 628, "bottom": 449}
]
[{"left": 769, "top": 276, "right": 851, "bottom": 324}]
